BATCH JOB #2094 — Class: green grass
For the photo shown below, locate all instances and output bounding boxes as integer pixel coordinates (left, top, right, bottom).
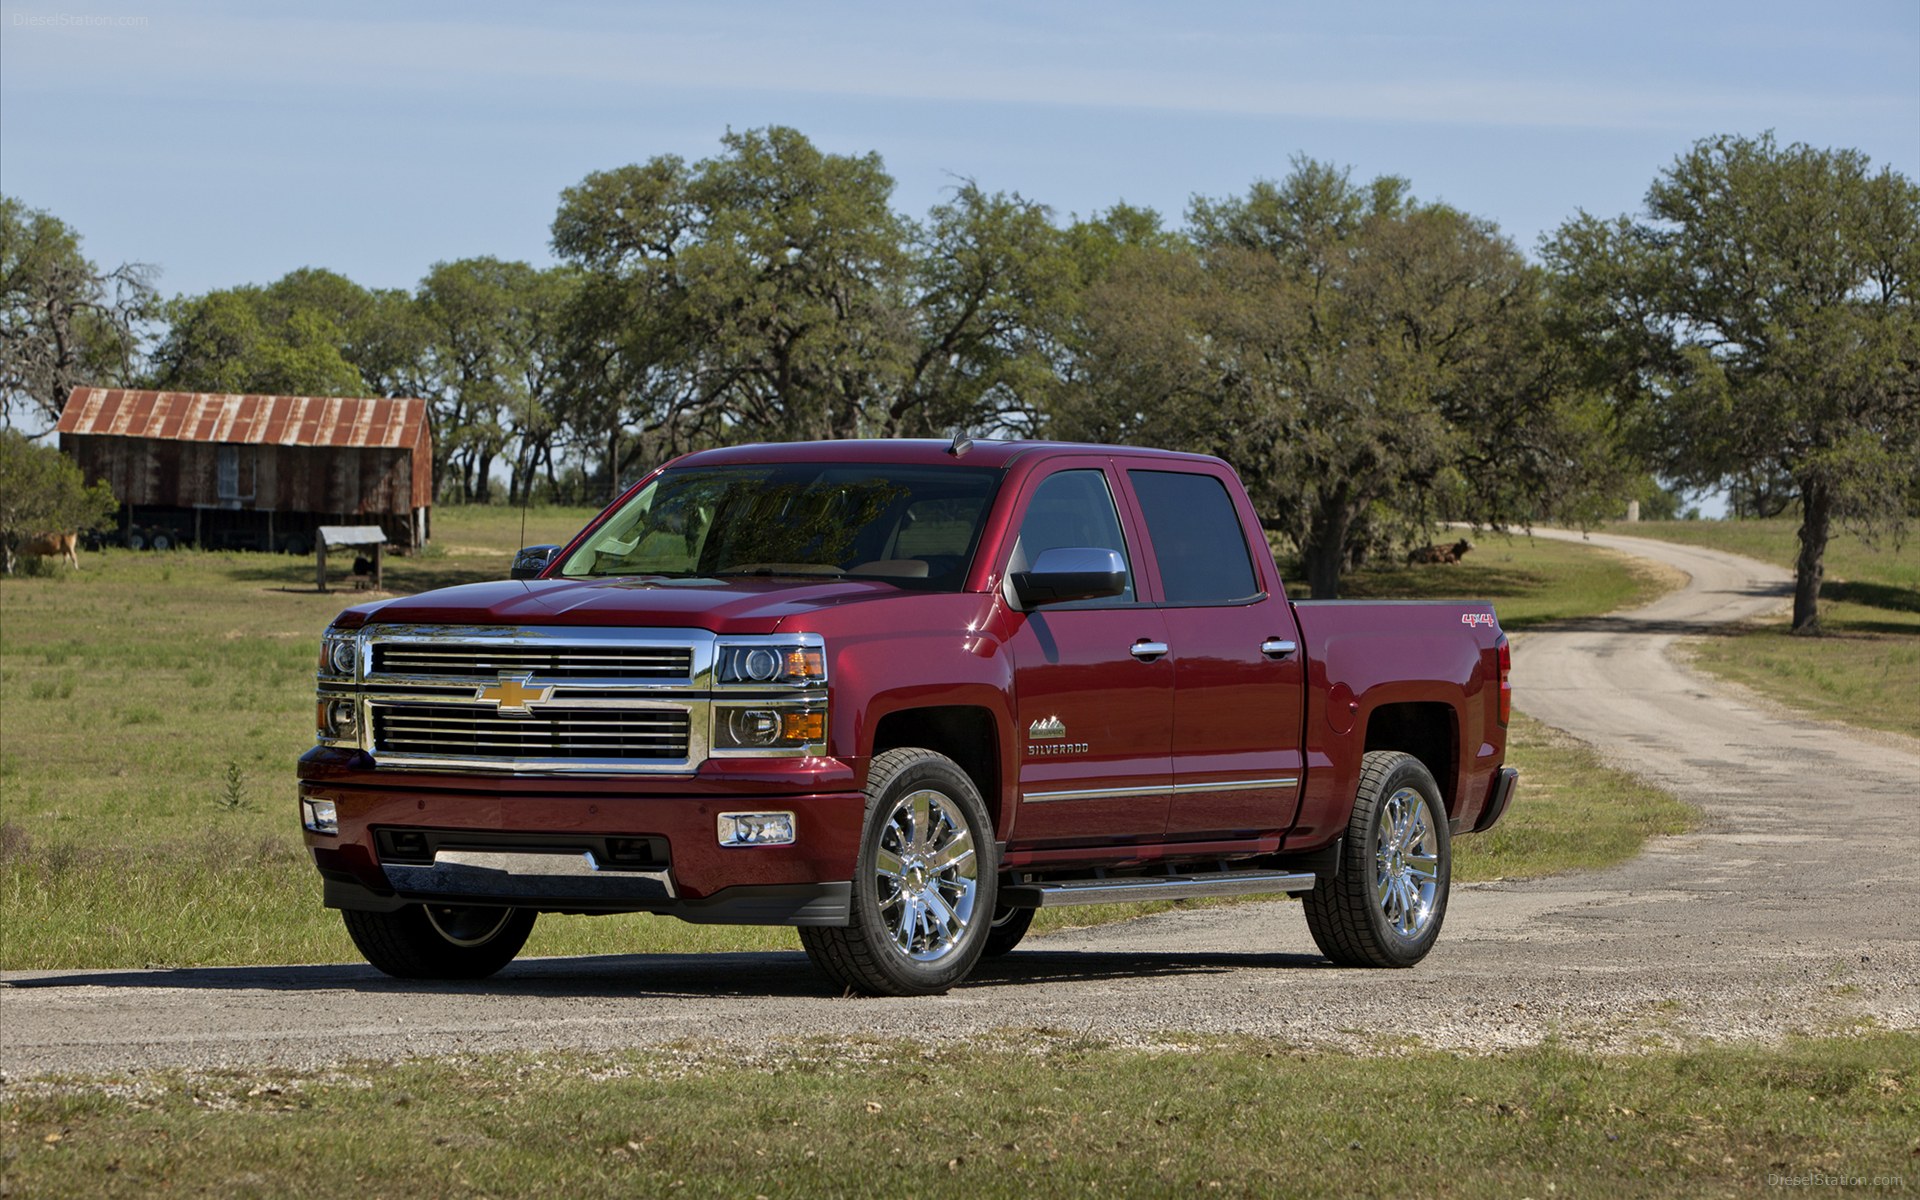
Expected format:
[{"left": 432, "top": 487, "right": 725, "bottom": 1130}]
[
  {"left": 1320, "top": 532, "right": 1683, "bottom": 629},
  {"left": 1610, "top": 519, "right": 1920, "bottom": 739},
  {"left": 1455, "top": 713, "right": 1695, "bottom": 880},
  {"left": 1, "top": 513, "right": 1682, "bottom": 970},
  {"left": 6, "top": 1033, "right": 1915, "bottom": 1199}
]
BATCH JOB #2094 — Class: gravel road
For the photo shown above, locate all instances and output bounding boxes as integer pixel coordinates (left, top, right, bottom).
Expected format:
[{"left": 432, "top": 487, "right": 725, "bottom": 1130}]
[{"left": 4, "top": 531, "right": 1915, "bottom": 1078}]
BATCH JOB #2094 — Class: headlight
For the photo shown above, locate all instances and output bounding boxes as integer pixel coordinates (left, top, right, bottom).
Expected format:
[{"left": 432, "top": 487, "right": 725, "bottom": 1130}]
[
  {"left": 715, "top": 641, "right": 825, "bottom": 686},
  {"left": 319, "top": 631, "right": 358, "bottom": 677},
  {"left": 712, "top": 705, "right": 825, "bottom": 751},
  {"left": 317, "top": 699, "right": 360, "bottom": 740}
]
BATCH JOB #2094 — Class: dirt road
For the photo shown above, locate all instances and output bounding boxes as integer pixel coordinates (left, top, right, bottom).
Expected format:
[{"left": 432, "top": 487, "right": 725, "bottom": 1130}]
[{"left": 4, "top": 531, "right": 1915, "bottom": 1078}]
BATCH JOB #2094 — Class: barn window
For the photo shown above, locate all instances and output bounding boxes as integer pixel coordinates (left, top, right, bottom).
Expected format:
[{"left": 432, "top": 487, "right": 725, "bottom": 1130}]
[{"left": 216, "top": 446, "right": 255, "bottom": 501}]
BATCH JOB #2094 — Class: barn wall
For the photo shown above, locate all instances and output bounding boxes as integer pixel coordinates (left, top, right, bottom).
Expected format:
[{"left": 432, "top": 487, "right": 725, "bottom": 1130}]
[{"left": 63, "top": 435, "right": 419, "bottom": 516}]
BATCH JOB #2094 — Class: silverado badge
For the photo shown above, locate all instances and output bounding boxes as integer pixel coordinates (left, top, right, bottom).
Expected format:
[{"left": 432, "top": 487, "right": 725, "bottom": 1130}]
[
  {"left": 1027, "top": 715, "right": 1067, "bottom": 741},
  {"left": 476, "top": 675, "right": 552, "bottom": 716}
]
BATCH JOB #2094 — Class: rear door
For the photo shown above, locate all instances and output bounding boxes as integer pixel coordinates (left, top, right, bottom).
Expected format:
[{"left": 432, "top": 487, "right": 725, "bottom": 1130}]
[
  {"left": 1123, "top": 465, "right": 1306, "bottom": 841},
  {"left": 1002, "top": 460, "right": 1173, "bottom": 848}
]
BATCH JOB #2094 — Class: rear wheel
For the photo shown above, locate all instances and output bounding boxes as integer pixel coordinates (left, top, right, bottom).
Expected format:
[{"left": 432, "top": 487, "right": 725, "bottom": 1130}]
[
  {"left": 1303, "top": 750, "right": 1451, "bottom": 968},
  {"left": 800, "top": 747, "right": 996, "bottom": 996},
  {"left": 342, "top": 904, "right": 535, "bottom": 980}
]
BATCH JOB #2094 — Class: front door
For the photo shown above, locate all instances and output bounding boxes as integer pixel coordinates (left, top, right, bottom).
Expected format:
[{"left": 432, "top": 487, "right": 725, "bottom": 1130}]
[{"left": 1003, "top": 463, "right": 1173, "bottom": 848}]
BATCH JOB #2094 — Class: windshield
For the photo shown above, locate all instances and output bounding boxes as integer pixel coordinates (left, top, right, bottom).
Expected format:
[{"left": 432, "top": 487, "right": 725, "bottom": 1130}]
[{"left": 556, "top": 462, "right": 1003, "bottom": 591}]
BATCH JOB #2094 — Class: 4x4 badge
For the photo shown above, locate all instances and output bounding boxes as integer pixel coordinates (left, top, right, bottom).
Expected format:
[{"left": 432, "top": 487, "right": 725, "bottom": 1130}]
[{"left": 1028, "top": 715, "right": 1067, "bottom": 741}]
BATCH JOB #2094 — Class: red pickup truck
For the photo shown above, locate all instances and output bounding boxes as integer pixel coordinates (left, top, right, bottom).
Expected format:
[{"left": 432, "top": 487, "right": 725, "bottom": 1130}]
[{"left": 300, "top": 439, "right": 1515, "bottom": 995}]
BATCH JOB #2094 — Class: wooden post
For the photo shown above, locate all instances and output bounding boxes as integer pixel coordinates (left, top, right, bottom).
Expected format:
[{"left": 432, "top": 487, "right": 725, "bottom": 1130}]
[
  {"left": 373, "top": 542, "right": 384, "bottom": 590},
  {"left": 317, "top": 539, "right": 329, "bottom": 593}
]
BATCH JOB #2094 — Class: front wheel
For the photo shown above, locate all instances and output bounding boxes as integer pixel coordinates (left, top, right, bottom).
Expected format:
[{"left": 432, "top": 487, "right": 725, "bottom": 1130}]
[
  {"left": 982, "top": 904, "right": 1035, "bottom": 957},
  {"left": 800, "top": 747, "right": 997, "bottom": 996},
  {"left": 1303, "top": 750, "right": 1451, "bottom": 968},
  {"left": 342, "top": 904, "right": 535, "bottom": 980}
]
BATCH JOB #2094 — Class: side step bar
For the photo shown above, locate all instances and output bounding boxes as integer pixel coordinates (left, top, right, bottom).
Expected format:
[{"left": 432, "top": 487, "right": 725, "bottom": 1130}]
[{"left": 1000, "top": 869, "right": 1317, "bottom": 909}]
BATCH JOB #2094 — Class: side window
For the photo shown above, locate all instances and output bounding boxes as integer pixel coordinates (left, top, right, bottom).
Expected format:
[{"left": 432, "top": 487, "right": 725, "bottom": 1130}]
[
  {"left": 1128, "top": 470, "right": 1261, "bottom": 605},
  {"left": 1012, "top": 469, "right": 1134, "bottom": 605}
]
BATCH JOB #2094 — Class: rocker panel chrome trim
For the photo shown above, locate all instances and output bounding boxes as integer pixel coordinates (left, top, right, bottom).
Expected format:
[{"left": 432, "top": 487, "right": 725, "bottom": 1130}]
[{"left": 1022, "top": 776, "right": 1300, "bottom": 804}]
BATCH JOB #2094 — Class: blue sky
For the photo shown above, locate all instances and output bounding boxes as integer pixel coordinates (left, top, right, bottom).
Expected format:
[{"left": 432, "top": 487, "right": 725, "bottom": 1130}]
[{"left": 3, "top": 0, "right": 1916, "bottom": 300}]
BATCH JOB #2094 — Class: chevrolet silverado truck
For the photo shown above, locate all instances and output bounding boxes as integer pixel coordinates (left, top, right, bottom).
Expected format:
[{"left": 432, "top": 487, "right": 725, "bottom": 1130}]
[{"left": 300, "top": 439, "right": 1516, "bottom": 996}]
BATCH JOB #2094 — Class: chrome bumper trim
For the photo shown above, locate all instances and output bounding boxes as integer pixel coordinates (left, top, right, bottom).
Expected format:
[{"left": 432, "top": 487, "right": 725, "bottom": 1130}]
[{"left": 382, "top": 849, "right": 677, "bottom": 902}]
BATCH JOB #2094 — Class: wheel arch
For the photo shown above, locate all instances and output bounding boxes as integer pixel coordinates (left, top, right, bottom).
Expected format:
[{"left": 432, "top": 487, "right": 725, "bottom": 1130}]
[
  {"left": 1362, "top": 700, "right": 1459, "bottom": 813},
  {"left": 869, "top": 704, "right": 1004, "bottom": 836}
]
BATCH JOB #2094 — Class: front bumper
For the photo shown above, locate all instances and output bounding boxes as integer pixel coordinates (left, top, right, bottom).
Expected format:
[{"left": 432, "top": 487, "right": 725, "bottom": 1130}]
[{"left": 299, "top": 747, "right": 864, "bottom": 926}]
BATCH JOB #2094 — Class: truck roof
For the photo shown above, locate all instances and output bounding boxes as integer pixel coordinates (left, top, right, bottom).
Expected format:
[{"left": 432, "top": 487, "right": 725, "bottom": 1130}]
[{"left": 673, "top": 438, "right": 1230, "bottom": 472}]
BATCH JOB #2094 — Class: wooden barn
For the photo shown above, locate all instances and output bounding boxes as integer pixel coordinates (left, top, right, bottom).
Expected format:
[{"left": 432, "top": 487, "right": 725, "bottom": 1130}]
[{"left": 57, "top": 388, "right": 433, "bottom": 552}]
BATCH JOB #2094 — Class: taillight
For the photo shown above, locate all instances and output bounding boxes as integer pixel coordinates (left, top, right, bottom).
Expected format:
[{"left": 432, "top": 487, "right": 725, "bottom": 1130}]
[{"left": 1497, "top": 636, "right": 1512, "bottom": 726}]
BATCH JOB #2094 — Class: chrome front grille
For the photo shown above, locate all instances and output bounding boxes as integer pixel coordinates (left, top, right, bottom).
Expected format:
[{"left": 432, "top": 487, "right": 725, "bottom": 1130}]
[
  {"left": 374, "top": 704, "right": 691, "bottom": 760},
  {"left": 374, "top": 643, "right": 692, "bottom": 681},
  {"left": 340, "top": 625, "right": 717, "bottom": 774}
]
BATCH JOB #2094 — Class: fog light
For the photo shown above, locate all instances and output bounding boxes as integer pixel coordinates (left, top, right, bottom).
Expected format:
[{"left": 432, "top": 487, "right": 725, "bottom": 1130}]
[
  {"left": 302, "top": 798, "right": 339, "bottom": 835},
  {"left": 326, "top": 700, "right": 359, "bottom": 739},
  {"left": 717, "top": 811, "right": 796, "bottom": 847}
]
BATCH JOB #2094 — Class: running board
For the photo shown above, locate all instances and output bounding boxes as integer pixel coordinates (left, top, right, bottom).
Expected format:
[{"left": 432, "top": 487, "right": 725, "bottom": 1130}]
[{"left": 1000, "top": 869, "right": 1317, "bottom": 909}]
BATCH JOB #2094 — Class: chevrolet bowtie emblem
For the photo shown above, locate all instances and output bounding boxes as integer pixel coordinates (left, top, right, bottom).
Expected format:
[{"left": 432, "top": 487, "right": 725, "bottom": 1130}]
[{"left": 477, "top": 675, "right": 551, "bottom": 715}]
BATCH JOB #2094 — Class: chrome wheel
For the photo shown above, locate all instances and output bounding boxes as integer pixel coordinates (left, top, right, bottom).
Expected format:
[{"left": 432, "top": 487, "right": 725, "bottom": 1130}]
[
  {"left": 1303, "top": 750, "right": 1451, "bottom": 968},
  {"left": 1373, "top": 785, "right": 1440, "bottom": 941},
  {"left": 799, "top": 747, "right": 997, "bottom": 995},
  {"left": 874, "top": 787, "right": 980, "bottom": 963}
]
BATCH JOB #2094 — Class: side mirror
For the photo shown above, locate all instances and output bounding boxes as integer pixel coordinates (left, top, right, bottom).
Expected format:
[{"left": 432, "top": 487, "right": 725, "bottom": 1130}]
[
  {"left": 1011, "top": 547, "right": 1127, "bottom": 608},
  {"left": 510, "top": 544, "right": 560, "bottom": 581}
]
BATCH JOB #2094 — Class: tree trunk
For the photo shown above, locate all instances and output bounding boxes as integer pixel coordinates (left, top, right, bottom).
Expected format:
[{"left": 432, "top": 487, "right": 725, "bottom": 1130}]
[
  {"left": 1791, "top": 477, "right": 1831, "bottom": 635},
  {"left": 606, "top": 427, "right": 622, "bottom": 505},
  {"left": 1302, "top": 495, "right": 1353, "bottom": 599}
]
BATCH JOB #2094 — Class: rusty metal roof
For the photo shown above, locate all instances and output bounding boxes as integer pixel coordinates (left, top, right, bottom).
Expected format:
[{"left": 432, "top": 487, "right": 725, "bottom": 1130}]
[{"left": 57, "top": 389, "right": 429, "bottom": 450}]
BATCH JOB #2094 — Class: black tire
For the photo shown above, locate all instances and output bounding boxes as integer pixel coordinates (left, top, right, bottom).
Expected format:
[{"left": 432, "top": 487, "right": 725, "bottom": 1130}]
[
  {"left": 341, "top": 904, "right": 535, "bottom": 980},
  {"left": 982, "top": 903, "right": 1034, "bottom": 957},
  {"left": 1303, "top": 750, "right": 1451, "bottom": 968},
  {"left": 150, "top": 532, "right": 173, "bottom": 551},
  {"left": 800, "top": 747, "right": 997, "bottom": 996},
  {"left": 126, "top": 531, "right": 146, "bottom": 551}
]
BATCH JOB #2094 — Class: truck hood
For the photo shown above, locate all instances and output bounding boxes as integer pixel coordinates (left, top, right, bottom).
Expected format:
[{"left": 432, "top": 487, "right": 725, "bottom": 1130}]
[{"left": 336, "top": 576, "right": 920, "bottom": 634}]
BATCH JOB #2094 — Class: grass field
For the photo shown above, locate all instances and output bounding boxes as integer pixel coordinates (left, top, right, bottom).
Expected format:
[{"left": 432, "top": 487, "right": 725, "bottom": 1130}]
[
  {"left": 1611, "top": 519, "right": 1920, "bottom": 739},
  {"left": 6, "top": 1033, "right": 1915, "bottom": 1198},
  {"left": 1, "top": 510, "right": 1682, "bottom": 971}
]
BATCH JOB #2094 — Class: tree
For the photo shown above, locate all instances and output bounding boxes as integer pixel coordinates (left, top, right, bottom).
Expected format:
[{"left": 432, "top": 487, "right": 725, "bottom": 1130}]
[
  {"left": 551, "top": 128, "right": 918, "bottom": 494},
  {"left": 149, "top": 274, "right": 366, "bottom": 397},
  {"left": 676, "top": 127, "right": 911, "bottom": 440},
  {"left": 0, "top": 196, "right": 155, "bottom": 432},
  {"left": 890, "top": 182, "right": 1077, "bottom": 437},
  {"left": 1053, "top": 161, "right": 1609, "bottom": 597},
  {"left": 1545, "top": 133, "right": 1920, "bottom": 632},
  {"left": 415, "top": 258, "right": 575, "bottom": 503},
  {"left": 551, "top": 154, "right": 706, "bottom": 501},
  {"left": 0, "top": 430, "right": 116, "bottom": 574}
]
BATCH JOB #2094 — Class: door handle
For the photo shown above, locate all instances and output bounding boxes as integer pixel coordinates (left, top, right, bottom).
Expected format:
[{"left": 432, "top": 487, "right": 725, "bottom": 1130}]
[
  {"left": 1130, "top": 640, "right": 1169, "bottom": 661},
  {"left": 1261, "top": 638, "right": 1298, "bottom": 659}
]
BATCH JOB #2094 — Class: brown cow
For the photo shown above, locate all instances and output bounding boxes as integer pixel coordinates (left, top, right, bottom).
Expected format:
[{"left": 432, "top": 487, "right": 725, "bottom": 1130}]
[
  {"left": 1407, "top": 537, "right": 1473, "bottom": 566},
  {"left": 23, "top": 531, "right": 81, "bottom": 569}
]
